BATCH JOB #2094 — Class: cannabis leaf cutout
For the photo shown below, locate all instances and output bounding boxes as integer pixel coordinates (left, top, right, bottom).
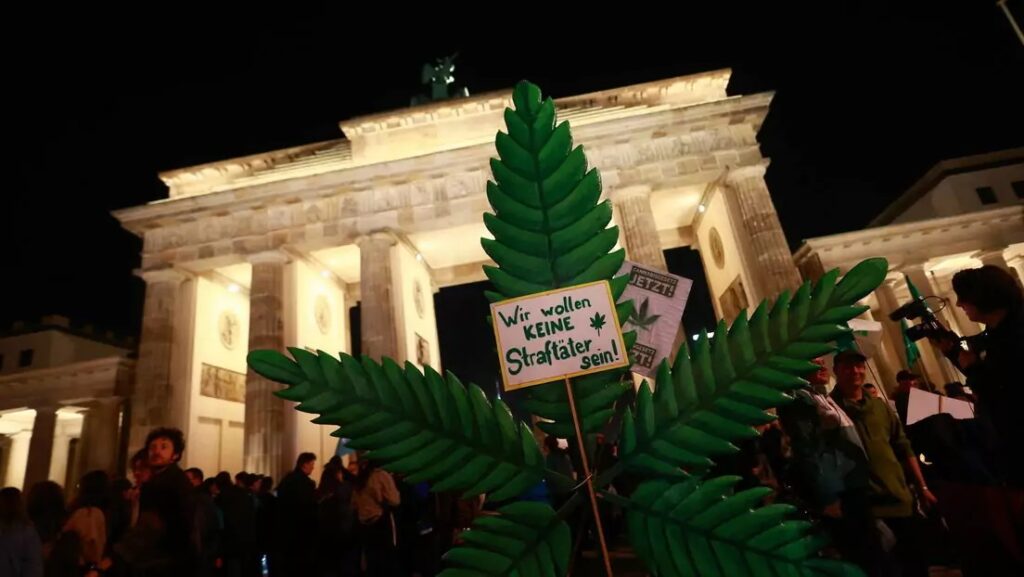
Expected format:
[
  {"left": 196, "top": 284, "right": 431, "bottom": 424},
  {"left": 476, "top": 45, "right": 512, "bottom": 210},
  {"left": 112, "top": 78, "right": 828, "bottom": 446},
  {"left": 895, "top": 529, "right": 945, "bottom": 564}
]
[
  {"left": 247, "top": 79, "right": 885, "bottom": 577},
  {"left": 627, "top": 297, "right": 661, "bottom": 333}
]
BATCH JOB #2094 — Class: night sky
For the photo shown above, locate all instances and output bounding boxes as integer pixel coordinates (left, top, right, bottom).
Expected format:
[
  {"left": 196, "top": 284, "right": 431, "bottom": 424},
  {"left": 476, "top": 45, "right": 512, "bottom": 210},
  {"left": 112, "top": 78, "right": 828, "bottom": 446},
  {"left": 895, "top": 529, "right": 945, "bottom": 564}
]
[{"left": 5, "top": 3, "right": 1023, "bottom": 388}]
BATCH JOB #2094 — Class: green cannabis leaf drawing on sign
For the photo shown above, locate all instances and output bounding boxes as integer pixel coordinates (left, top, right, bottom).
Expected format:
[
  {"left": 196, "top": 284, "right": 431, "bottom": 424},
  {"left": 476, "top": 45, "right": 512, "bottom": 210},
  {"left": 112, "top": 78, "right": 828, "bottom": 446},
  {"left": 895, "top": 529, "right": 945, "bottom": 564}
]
[{"left": 627, "top": 297, "right": 661, "bottom": 333}]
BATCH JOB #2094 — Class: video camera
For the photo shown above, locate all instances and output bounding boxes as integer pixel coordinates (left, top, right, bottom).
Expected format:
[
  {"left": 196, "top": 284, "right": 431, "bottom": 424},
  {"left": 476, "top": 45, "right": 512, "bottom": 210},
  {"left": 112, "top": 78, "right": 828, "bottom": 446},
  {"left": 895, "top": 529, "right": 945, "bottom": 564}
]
[{"left": 888, "top": 295, "right": 957, "bottom": 342}]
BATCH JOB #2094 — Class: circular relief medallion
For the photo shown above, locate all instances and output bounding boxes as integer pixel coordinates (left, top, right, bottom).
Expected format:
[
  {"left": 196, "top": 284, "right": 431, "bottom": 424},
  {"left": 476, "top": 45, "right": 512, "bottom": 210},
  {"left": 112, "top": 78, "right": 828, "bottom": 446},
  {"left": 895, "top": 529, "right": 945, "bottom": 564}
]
[
  {"left": 218, "top": 310, "right": 239, "bottom": 350},
  {"left": 314, "top": 294, "right": 331, "bottom": 335},
  {"left": 709, "top": 227, "right": 726, "bottom": 270}
]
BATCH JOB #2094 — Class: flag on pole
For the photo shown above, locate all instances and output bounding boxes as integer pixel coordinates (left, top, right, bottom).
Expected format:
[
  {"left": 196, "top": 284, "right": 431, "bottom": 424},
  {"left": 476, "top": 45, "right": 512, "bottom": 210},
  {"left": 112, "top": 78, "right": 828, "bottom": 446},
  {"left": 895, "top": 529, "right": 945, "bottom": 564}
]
[
  {"left": 904, "top": 274, "right": 930, "bottom": 310},
  {"left": 901, "top": 319, "right": 922, "bottom": 368}
]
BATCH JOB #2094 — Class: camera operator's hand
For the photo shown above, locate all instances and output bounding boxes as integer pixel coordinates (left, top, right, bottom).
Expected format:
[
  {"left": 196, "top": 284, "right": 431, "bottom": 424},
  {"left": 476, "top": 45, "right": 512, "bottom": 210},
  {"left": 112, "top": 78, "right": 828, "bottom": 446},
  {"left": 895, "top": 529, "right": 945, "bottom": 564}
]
[
  {"left": 929, "top": 333, "right": 958, "bottom": 354},
  {"left": 957, "top": 349, "right": 979, "bottom": 370}
]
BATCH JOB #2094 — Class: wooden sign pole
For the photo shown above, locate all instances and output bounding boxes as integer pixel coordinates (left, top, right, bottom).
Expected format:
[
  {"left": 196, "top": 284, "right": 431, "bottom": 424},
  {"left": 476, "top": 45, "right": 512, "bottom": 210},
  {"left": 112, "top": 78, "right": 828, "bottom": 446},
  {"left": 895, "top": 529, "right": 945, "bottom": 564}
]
[{"left": 564, "top": 375, "right": 614, "bottom": 577}]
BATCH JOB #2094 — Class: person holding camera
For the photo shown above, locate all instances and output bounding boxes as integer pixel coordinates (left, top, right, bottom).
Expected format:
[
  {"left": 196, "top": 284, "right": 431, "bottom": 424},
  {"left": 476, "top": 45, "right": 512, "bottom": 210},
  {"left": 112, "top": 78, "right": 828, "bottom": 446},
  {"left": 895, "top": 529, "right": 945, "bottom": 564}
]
[{"left": 936, "top": 265, "right": 1024, "bottom": 487}]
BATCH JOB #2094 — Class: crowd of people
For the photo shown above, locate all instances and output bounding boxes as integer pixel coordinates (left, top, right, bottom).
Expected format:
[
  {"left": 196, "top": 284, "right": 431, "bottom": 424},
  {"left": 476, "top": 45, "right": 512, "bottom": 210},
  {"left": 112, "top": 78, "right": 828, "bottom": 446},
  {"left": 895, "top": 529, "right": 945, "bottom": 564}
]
[
  {"left": 720, "top": 265, "right": 1024, "bottom": 576},
  {"left": 1, "top": 264, "right": 1020, "bottom": 577},
  {"left": 0, "top": 427, "right": 485, "bottom": 577}
]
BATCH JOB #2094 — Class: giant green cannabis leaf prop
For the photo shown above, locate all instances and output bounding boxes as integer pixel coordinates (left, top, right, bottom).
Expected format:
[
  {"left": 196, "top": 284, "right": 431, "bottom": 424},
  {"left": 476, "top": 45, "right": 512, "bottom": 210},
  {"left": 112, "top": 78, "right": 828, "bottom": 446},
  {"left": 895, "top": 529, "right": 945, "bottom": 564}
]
[{"left": 248, "top": 80, "right": 884, "bottom": 576}]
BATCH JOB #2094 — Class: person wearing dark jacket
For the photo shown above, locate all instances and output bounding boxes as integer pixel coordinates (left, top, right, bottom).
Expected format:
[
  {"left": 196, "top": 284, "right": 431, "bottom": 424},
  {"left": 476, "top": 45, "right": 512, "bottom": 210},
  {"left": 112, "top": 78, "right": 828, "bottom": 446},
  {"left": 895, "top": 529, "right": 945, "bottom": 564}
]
[
  {"left": 940, "top": 265, "right": 1024, "bottom": 487},
  {"left": 214, "top": 472, "right": 257, "bottom": 577},
  {"left": 276, "top": 453, "right": 318, "bottom": 576},
  {"left": 116, "top": 428, "right": 195, "bottom": 576},
  {"left": 0, "top": 487, "right": 43, "bottom": 577}
]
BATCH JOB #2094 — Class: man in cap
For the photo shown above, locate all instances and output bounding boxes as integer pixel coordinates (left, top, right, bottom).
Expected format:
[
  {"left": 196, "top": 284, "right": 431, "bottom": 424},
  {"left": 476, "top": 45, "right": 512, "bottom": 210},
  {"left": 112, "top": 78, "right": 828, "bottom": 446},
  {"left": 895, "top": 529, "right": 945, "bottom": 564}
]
[{"left": 831, "top": 349, "right": 936, "bottom": 577}]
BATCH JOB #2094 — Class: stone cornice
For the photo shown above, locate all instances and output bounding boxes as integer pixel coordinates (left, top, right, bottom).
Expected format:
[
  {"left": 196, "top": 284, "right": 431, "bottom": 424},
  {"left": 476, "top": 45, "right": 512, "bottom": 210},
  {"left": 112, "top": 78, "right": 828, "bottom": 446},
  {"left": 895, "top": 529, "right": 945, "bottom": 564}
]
[
  {"left": 340, "top": 91, "right": 513, "bottom": 137},
  {"left": 114, "top": 92, "right": 772, "bottom": 236},
  {"left": 136, "top": 71, "right": 746, "bottom": 205},
  {"left": 0, "top": 356, "right": 134, "bottom": 385},
  {"left": 0, "top": 356, "right": 135, "bottom": 410},
  {"left": 159, "top": 139, "right": 349, "bottom": 198},
  {"left": 794, "top": 205, "right": 1024, "bottom": 268}
]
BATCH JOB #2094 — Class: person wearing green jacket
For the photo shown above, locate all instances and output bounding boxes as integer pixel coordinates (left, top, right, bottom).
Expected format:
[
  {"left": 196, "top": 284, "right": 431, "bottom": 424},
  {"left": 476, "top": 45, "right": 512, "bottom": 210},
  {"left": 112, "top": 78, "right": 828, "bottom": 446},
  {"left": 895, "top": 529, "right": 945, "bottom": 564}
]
[
  {"left": 831, "top": 349, "right": 937, "bottom": 577},
  {"left": 778, "top": 357, "right": 880, "bottom": 574}
]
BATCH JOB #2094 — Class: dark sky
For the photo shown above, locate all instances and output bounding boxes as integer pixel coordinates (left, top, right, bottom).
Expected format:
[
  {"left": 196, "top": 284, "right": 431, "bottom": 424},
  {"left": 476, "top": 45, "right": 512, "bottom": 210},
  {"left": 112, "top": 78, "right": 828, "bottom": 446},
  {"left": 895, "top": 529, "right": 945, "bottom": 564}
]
[{"left": 4, "top": 3, "right": 1023, "bottom": 385}]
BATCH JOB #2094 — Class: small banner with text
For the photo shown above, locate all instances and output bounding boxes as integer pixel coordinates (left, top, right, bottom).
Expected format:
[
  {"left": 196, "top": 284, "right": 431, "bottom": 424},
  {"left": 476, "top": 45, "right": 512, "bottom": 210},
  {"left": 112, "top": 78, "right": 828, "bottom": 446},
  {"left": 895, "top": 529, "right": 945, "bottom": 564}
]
[{"left": 616, "top": 261, "right": 692, "bottom": 377}]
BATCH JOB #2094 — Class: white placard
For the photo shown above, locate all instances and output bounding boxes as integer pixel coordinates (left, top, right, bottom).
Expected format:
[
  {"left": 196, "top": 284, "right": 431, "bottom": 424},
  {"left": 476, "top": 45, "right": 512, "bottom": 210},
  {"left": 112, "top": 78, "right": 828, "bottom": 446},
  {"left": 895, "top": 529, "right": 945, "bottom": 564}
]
[
  {"left": 905, "top": 387, "right": 975, "bottom": 426},
  {"left": 491, "top": 281, "right": 629, "bottom": 391},
  {"left": 616, "top": 261, "right": 692, "bottom": 376}
]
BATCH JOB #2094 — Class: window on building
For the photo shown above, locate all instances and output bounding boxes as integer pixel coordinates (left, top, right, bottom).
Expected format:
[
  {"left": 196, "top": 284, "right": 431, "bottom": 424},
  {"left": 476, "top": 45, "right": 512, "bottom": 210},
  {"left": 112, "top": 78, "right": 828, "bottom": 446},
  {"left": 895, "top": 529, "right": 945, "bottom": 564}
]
[
  {"left": 1012, "top": 180, "right": 1024, "bottom": 200},
  {"left": 18, "top": 349, "right": 33, "bottom": 368},
  {"left": 975, "top": 186, "right": 998, "bottom": 205}
]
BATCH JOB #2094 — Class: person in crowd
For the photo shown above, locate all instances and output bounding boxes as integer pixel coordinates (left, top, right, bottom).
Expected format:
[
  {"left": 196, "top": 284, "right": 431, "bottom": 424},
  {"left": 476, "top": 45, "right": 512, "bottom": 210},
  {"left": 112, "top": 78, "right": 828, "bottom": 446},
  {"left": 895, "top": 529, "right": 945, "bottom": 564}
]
[
  {"left": 831, "top": 349, "right": 936, "bottom": 577},
  {"left": 116, "top": 428, "right": 195, "bottom": 576},
  {"left": 127, "top": 448, "right": 151, "bottom": 528},
  {"left": 63, "top": 470, "right": 110, "bottom": 573},
  {"left": 185, "top": 467, "right": 204, "bottom": 488},
  {"left": 352, "top": 459, "right": 401, "bottom": 577},
  {"left": 315, "top": 459, "right": 357, "bottom": 576},
  {"left": 107, "top": 478, "right": 133, "bottom": 548},
  {"left": 892, "top": 370, "right": 925, "bottom": 424},
  {"left": 0, "top": 487, "right": 43, "bottom": 577},
  {"left": 863, "top": 382, "right": 881, "bottom": 399},
  {"left": 25, "top": 480, "right": 65, "bottom": 558},
  {"left": 253, "top": 476, "right": 276, "bottom": 575},
  {"left": 943, "top": 382, "right": 975, "bottom": 403},
  {"left": 214, "top": 471, "right": 257, "bottom": 577},
  {"left": 186, "top": 468, "right": 221, "bottom": 577},
  {"left": 276, "top": 453, "right": 318, "bottom": 575}
]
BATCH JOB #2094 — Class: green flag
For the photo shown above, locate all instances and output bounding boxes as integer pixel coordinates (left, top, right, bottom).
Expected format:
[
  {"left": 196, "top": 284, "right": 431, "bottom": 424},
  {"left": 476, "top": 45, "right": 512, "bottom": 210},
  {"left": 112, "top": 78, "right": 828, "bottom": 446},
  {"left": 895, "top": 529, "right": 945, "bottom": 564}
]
[
  {"left": 901, "top": 318, "right": 921, "bottom": 368},
  {"left": 904, "top": 274, "right": 931, "bottom": 311}
]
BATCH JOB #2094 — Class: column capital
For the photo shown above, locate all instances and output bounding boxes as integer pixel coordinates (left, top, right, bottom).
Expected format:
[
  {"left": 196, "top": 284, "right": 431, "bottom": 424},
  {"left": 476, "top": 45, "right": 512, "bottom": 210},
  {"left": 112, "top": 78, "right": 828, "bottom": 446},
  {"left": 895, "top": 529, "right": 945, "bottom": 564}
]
[
  {"left": 355, "top": 230, "right": 398, "bottom": 248},
  {"left": 137, "top": 267, "right": 189, "bottom": 284},
  {"left": 82, "top": 396, "right": 124, "bottom": 409},
  {"left": 609, "top": 184, "right": 652, "bottom": 203},
  {"left": 724, "top": 161, "right": 769, "bottom": 184},
  {"left": 971, "top": 247, "right": 1008, "bottom": 263},
  {"left": 882, "top": 271, "right": 904, "bottom": 286},
  {"left": 896, "top": 261, "right": 930, "bottom": 275},
  {"left": 30, "top": 404, "right": 60, "bottom": 415},
  {"left": 247, "top": 250, "right": 291, "bottom": 265}
]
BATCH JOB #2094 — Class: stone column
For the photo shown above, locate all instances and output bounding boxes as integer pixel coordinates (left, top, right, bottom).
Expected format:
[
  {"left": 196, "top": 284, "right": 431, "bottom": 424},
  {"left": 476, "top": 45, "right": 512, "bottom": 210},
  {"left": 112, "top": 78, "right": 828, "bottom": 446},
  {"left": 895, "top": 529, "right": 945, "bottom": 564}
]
[
  {"left": 244, "top": 251, "right": 290, "bottom": 479},
  {"left": 357, "top": 232, "right": 400, "bottom": 361},
  {"left": 129, "top": 269, "right": 185, "bottom": 453},
  {"left": 875, "top": 279, "right": 912, "bottom": 370},
  {"left": 901, "top": 264, "right": 960, "bottom": 387},
  {"left": 724, "top": 164, "right": 802, "bottom": 298},
  {"left": 975, "top": 248, "right": 1022, "bottom": 286},
  {"left": 77, "top": 398, "right": 123, "bottom": 475},
  {"left": 611, "top": 185, "right": 668, "bottom": 270},
  {"left": 24, "top": 405, "right": 58, "bottom": 489},
  {"left": 859, "top": 297, "right": 902, "bottom": 396}
]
